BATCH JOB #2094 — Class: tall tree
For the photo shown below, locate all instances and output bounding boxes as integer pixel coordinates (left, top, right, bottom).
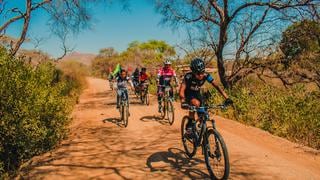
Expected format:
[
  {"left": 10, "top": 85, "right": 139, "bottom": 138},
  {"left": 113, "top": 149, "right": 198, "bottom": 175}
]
[{"left": 155, "top": 0, "right": 319, "bottom": 88}]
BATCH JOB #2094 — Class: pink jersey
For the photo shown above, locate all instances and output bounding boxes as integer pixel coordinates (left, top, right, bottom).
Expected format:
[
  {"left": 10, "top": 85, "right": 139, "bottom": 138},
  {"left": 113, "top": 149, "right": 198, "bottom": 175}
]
[{"left": 157, "top": 67, "right": 176, "bottom": 79}]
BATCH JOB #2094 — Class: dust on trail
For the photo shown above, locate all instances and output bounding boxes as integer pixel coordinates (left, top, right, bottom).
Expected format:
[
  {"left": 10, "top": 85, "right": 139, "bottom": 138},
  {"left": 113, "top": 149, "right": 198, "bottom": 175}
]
[{"left": 19, "top": 77, "right": 320, "bottom": 179}]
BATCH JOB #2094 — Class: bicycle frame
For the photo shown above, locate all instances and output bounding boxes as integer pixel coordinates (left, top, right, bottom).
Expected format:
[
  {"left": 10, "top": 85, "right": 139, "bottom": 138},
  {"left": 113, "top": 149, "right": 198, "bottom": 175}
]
[
  {"left": 188, "top": 105, "right": 222, "bottom": 147},
  {"left": 118, "top": 88, "right": 129, "bottom": 105}
]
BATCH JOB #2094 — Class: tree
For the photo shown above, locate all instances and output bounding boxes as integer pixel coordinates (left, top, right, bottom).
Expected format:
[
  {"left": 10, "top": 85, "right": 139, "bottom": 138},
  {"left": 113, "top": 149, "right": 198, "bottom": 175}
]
[
  {"left": 0, "top": 0, "right": 128, "bottom": 57},
  {"left": 91, "top": 47, "right": 119, "bottom": 77},
  {"left": 280, "top": 20, "right": 320, "bottom": 60},
  {"left": 98, "top": 47, "right": 119, "bottom": 58},
  {"left": 155, "top": 0, "right": 319, "bottom": 89}
]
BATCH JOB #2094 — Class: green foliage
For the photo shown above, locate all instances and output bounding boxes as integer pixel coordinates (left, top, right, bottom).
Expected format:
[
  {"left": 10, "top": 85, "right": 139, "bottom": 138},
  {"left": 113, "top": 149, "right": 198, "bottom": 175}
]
[
  {"left": 57, "top": 60, "right": 89, "bottom": 100},
  {"left": 209, "top": 76, "right": 320, "bottom": 149},
  {"left": 91, "top": 40, "right": 176, "bottom": 78},
  {"left": 0, "top": 48, "right": 85, "bottom": 177},
  {"left": 280, "top": 20, "right": 320, "bottom": 59}
]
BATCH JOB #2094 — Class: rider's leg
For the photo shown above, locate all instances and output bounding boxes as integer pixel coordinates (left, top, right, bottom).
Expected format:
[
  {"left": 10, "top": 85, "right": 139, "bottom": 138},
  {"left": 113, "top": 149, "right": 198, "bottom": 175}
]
[
  {"left": 169, "top": 86, "right": 174, "bottom": 100},
  {"left": 116, "top": 89, "right": 121, "bottom": 108},
  {"left": 186, "top": 98, "right": 201, "bottom": 133},
  {"left": 125, "top": 89, "right": 129, "bottom": 106},
  {"left": 157, "top": 86, "right": 163, "bottom": 112}
]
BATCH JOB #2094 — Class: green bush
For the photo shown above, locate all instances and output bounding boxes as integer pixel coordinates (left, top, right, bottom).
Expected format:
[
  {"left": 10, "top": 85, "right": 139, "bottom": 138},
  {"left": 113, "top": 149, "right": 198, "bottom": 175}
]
[
  {"left": 0, "top": 49, "right": 86, "bottom": 177},
  {"left": 209, "top": 77, "right": 320, "bottom": 149}
]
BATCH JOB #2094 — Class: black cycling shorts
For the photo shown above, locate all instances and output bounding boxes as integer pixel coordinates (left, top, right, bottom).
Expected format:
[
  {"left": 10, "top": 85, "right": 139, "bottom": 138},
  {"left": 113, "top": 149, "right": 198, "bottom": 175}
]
[{"left": 186, "top": 91, "right": 201, "bottom": 103}]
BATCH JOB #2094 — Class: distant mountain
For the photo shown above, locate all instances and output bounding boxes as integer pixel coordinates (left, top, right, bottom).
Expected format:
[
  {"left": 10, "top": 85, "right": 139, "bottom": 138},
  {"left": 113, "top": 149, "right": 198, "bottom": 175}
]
[{"left": 60, "top": 52, "right": 96, "bottom": 66}]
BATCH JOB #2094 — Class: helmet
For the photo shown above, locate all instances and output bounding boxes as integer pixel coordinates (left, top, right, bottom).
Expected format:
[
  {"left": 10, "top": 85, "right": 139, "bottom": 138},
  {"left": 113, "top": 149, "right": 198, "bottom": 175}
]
[
  {"left": 190, "top": 58, "right": 205, "bottom": 73},
  {"left": 164, "top": 59, "right": 172, "bottom": 65},
  {"left": 141, "top": 67, "right": 146, "bottom": 72}
]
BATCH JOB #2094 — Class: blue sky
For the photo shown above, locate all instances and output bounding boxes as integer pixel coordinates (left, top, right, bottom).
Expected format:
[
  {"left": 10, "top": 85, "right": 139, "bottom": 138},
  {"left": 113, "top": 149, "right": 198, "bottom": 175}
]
[{"left": 3, "top": 0, "right": 186, "bottom": 57}]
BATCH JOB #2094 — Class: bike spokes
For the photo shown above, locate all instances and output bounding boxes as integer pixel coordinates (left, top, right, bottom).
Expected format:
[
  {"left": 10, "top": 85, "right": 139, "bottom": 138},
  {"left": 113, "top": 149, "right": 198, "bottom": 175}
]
[{"left": 204, "top": 129, "right": 230, "bottom": 180}]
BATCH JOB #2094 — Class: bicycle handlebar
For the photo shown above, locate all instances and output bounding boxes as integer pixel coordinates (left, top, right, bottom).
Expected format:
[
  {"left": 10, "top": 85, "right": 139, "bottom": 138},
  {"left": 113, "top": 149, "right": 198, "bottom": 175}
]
[{"left": 182, "top": 104, "right": 227, "bottom": 112}]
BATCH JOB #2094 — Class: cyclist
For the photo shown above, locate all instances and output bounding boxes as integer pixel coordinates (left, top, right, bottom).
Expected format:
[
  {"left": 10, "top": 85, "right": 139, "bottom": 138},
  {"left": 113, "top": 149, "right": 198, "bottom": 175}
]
[
  {"left": 116, "top": 69, "right": 133, "bottom": 109},
  {"left": 156, "top": 59, "right": 179, "bottom": 113},
  {"left": 108, "top": 73, "right": 114, "bottom": 90},
  {"left": 138, "top": 67, "right": 150, "bottom": 93},
  {"left": 132, "top": 68, "right": 140, "bottom": 93},
  {"left": 139, "top": 67, "right": 149, "bottom": 83},
  {"left": 179, "top": 58, "right": 233, "bottom": 134}
]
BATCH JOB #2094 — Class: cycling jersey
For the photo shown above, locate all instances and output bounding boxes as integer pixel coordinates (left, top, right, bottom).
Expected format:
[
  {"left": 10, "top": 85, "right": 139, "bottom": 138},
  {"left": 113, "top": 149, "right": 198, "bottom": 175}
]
[
  {"left": 157, "top": 67, "right": 177, "bottom": 85},
  {"left": 132, "top": 70, "right": 140, "bottom": 81},
  {"left": 183, "top": 72, "right": 214, "bottom": 100},
  {"left": 139, "top": 72, "right": 149, "bottom": 82},
  {"left": 116, "top": 76, "right": 130, "bottom": 89}
]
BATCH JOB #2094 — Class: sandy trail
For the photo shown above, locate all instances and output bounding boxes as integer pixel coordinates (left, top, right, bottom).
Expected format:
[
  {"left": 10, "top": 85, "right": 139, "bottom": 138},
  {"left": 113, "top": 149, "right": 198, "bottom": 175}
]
[{"left": 20, "top": 77, "right": 320, "bottom": 179}]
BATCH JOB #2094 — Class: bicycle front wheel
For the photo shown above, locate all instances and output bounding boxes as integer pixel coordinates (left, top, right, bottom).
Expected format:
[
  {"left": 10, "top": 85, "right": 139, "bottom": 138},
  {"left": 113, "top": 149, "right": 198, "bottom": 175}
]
[
  {"left": 167, "top": 100, "right": 174, "bottom": 125},
  {"left": 160, "top": 100, "right": 166, "bottom": 119},
  {"left": 145, "top": 91, "right": 150, "bottom": 105},
  {"left": 181, "top": 116, "right": 197, "bottom": 158},
  {"left": 122, "top": 103, "right": 129, "bottom": 127},
  {"left": 204, "top": 129, "right": 230, "bottom": 180}
]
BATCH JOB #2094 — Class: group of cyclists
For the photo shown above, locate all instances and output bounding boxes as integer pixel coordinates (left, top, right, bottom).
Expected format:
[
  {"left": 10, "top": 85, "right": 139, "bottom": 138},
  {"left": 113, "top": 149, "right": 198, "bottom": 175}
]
[{"left": 107, "top": 57, "right": 233, "bottom": 134}]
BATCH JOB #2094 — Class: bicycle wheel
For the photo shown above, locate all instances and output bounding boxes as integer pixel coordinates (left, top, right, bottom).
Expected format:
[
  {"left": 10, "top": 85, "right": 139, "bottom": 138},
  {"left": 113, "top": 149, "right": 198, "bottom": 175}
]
[
  {"left": 122, "top": 103, "right": 129, "bottom": 127},
  {"left": 140, "top": 91, "right": 144, "bottom": 104},
  {"left": 145, "top": 91, "right": 150, "bottom": 105},
  {"left": 160, "top": 100, "right": 166, "bottom": 119},
  {"left": 120, "top": 104, "right": 124, "bottom": 120},
  {"left": 204, "top": 129, "right": 230, "bottom": 180},
  {"left": 181, "top": 116, "right": 197, "bottom": 158},
  {"left": 167, "top": 100, "right": 174, "bottom": 125}
]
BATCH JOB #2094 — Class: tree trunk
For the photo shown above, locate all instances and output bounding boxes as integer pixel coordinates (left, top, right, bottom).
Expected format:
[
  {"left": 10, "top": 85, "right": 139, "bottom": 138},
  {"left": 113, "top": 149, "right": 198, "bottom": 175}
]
[
  {"left": 216, "top": 51, "right": 230, "bottom": 89},
  {"left": 10, "top": 0, "right": 32, "bottom": 56},
  {"left": 216, "top": 22, "right": 230, "bottom": 89}
]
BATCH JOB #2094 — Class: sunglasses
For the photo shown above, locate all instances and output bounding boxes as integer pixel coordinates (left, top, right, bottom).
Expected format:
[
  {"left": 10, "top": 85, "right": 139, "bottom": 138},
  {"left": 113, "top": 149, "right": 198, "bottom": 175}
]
[{"left": 196, "top": 72, "right": 205, "bottom": 76}]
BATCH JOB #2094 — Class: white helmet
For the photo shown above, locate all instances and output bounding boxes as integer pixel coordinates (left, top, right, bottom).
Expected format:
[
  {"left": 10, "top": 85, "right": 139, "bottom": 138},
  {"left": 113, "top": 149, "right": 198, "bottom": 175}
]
[{"left": 164, "top": 59, "right": 172, "bottom": 65}]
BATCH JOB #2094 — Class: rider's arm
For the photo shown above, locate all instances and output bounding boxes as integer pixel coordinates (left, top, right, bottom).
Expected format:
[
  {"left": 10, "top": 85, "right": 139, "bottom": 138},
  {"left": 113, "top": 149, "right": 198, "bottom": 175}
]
[
  {"left": 174, "top": 76, "right": 179, "bottom": 86},
  {"left": 211, "top": 80, "right": 229, "bottom": 99},
  {"left": 156, "top": 72, "right": 161, "bottom": 85},
  {"left": 172, "top": 70, "right": 179, "bottom": 85},
  {"left": 179, "top": 82, "right": 186, "bottom": 102}
]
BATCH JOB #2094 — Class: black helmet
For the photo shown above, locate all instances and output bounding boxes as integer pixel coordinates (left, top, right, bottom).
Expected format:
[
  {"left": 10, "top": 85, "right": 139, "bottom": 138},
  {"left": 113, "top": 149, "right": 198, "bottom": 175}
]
[{"left": 190, "top": 58, "right": 205, "bottom": 73}]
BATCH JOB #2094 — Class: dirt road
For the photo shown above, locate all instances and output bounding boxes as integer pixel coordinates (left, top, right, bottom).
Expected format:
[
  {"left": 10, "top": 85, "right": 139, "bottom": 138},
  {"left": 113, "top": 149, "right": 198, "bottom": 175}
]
[{"left": 20, "top": 77, "right": 320, "bottom": 179}]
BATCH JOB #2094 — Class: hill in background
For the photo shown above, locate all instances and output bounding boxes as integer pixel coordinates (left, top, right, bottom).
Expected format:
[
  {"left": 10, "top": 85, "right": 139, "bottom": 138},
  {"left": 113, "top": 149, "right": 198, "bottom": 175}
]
[{"left": 61, "top": 52, "right": 96, "bottom": 66}]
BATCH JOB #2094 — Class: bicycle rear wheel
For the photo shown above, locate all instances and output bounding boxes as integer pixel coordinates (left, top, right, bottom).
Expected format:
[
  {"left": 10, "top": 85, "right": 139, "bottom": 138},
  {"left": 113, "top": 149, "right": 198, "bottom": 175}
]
[
  {"left": 181, "top": 116, "right": 197, "bottom": 158},
  {"left": 144, "top": 91, "right": 150, "bottom": 106},
  {"left": 120, "top": 104, "right": 124, "bottom": 120},
  {"left": 167, "top": 100, "right": 174, "bottom": 125},
  {"left": 204, "top": 129, "right": 230, "bottom": 180},
  {"left": 140, "top": 91, "right": 144, "bottom": 104}
]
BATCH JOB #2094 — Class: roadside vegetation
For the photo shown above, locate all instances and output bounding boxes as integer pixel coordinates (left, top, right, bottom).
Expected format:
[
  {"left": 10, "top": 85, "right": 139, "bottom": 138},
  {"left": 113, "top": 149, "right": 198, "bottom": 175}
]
[
  {"left": 208, "top": 20, "right": 320, "bottom": 149},
  {"left": 0, "top": 48, "right": 88, "bottom": 178}
]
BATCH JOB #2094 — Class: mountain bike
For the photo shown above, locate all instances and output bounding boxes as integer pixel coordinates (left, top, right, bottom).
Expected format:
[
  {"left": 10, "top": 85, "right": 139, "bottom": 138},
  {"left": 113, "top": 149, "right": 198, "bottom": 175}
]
[
  {"left": 181, "top": 99, "right": 230, "bottom": 179},
  {"left": 132, "top": 79, "right": 140, "bottom": 98},
  {"left": 139, "top": 81, "right": 150, "bottom": 105},
  {"left": 159, "top": 84, "right": 175, "bottom": 125},
  {"left": 118, "top": 88, "right": 129, "bottom": 127}
]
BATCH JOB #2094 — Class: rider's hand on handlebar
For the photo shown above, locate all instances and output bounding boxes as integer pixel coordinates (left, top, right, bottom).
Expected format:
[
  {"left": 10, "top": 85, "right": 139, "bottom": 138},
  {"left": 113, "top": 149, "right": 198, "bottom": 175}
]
[
  {"left": 181, "top": 102, "right": 189, "bottom": 109},
  {"left": 224, "top": 98, "right": 233, "bottom": 106}
]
